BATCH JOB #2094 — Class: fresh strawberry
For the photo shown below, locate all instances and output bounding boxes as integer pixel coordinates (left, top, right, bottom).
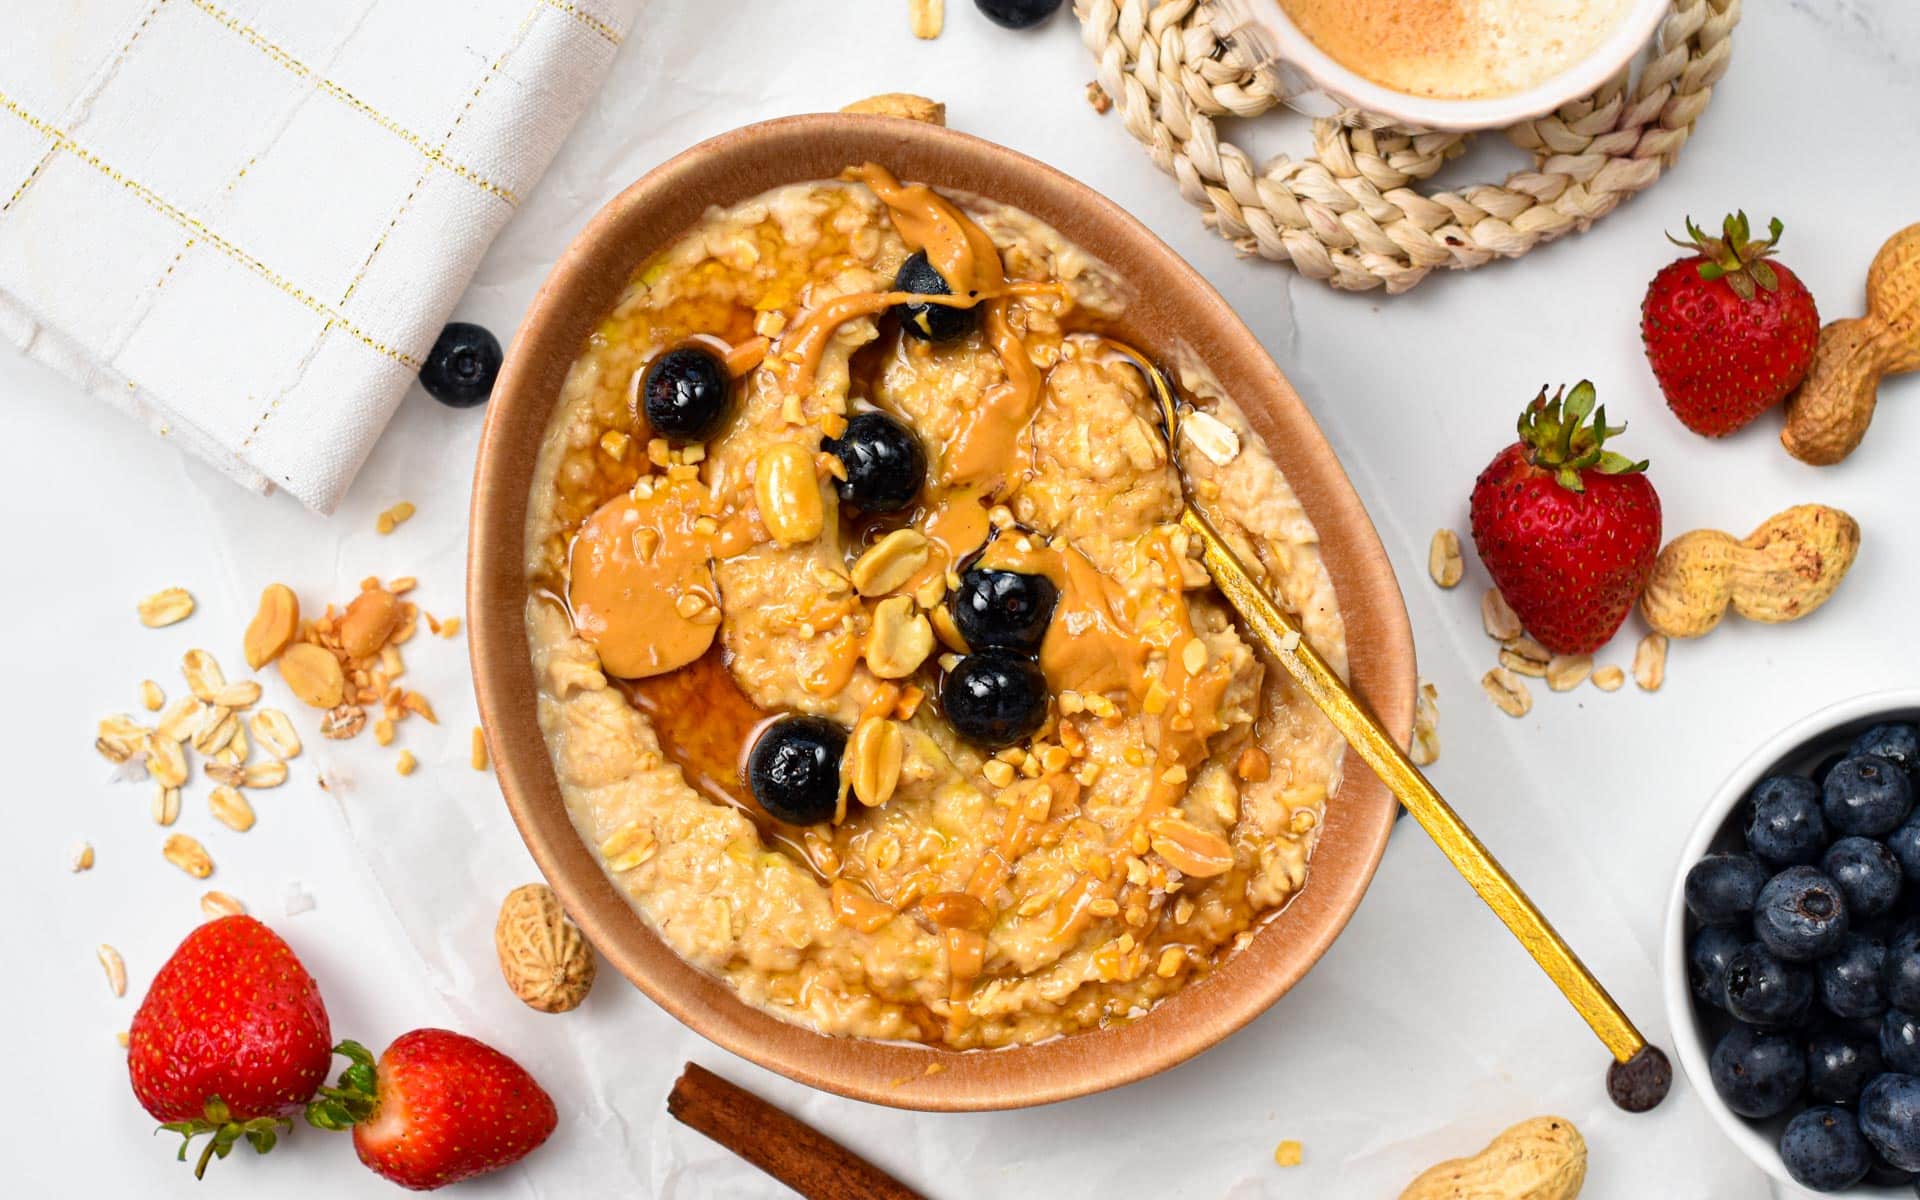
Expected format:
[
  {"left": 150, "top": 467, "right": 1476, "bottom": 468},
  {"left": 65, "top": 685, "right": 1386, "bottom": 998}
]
[
  {"left": 307, "top": 1029, "right": 558, "bottom": 1191},
  {"left": 1469, "top": 382, "right": 1662, "bottom": 655},
  {"left": 128, "top": 915, "right": 333, "bottom": 1177},
  {"left": 1641, "top": 211, "right": 1820, "bottom": 436}
]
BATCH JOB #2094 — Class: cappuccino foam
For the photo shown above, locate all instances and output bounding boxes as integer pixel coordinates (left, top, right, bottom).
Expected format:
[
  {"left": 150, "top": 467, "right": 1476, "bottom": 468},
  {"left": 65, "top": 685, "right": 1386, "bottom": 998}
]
[{"left": 1281, "top": 0, "right": 1635, "bottom": 102}]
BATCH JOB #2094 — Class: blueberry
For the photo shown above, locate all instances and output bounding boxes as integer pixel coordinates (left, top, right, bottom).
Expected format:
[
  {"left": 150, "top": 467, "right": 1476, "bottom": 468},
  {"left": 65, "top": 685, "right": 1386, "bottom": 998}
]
[
  {"left": 1861, "top": 1073, "right": 1920, "bottom": 1171},
  {"left": 419, "top": 322, "right": 501, "bottom": 407},
  {"left": 1686, "top": 853, "right": 1772, "bottom": 925},
  {"left": 1865, "top": 1144, "right": 1914, "bottom": 1185},
  {"left": 974, "top": 0, "right": 1062, "bottom": 29},
  {"left": 821, "top": 411, "right": 925, "bottom": 513},
  {"left": 951, "top": 568, "right": 1057, "bottom": 654},
  {"left": 1891, "top": 821, "right": 1920, "bottom": 884},
  {"left": 1748, "top": 775, "right": 1828, "bottom": 866},
  {"left": 1689, "top": 925, "right": 1744, "bottom": 1010},
  {"left": 941, "top": 649, "right": 1048, "bottom": 749},
  {"left": 641, "top": 346, "right": 732, "bottom": 442},
  {"left": 891, "top": 251, "right": 977, "bottom": 343},
  {"left": 1781, "top": 1105, "right": 1872, "bottom": 1191},
  {"left": 1809, "top": 1030, "right": 1884, "bottom": 1105},
  {"left": 1826, "top": 837, "right": 1904, "bottom": 919},
  {"left": 1820, "top": 934, "right": 1889, "bottom": 1020},
  {"left": 1854, "top": 723, "right": 1920, "bottom": 774},
  {"left": 1709, "top": 1023, "right": 1806, "bottom": 1119},
  {"left": 1827, "top": 755, "right": 1916, "bottom": 837},
  {"left": 1756, "top": 866, "right": 1850, "bottom": 961},
  {"left": 1887, "top": 1011, "right": 1920, "bottom": 1075},
  {"left": 745, "top": 715, "right": 846, "bottom": 825},
  {"left": 1724, "top": 942, "right": 1813, "bottom": 1028},
  {"left": 1889, "top": 924, "right": 1920, "bottom": 1011}
]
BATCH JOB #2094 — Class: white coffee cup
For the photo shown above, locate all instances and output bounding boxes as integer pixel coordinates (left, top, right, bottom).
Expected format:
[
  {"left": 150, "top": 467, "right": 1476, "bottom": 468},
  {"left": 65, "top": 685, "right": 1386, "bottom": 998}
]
[{"left": 1208, "top": 0, "right": 1672, "bottom": 132}]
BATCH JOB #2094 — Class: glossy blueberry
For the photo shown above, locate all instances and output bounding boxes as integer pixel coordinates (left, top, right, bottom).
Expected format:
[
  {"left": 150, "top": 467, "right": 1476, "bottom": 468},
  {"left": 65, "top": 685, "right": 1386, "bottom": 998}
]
[
  {"left": 1890, "top": 925, "right": 1920, "bottom": 1012},
  {"left": 1826, "top": 837, "right": 1904, "bottom": 920},
  {"left": 1863, "top": 1145, "right": 1913, "bottom": 1185},
  {"left": 1887, "top": 1011, "right": 1920, "bottom": 1075},
  {"left": 419, "top": 322, "right": 502, "bottom": 407},
  {"left": 1854, "top": 723, "right": 1920, "bottom": 774},
  {"left": 1808, "top": 1030, "right": 1884, "bottom": 1105},
  {"left": 1689, "top": 924, "right": 1744, "bottom": 1010},
  {"left": 1686, "top": 853, "right": 1772, "bottom": 925},
  {"left": 1781, "top": 1105, "right": 1872, "bottom": 1191},
  {"left": 974, "top": 0, "right": 1062, "bottom": 29},
  {"left": 940, "top": 649, "right": 1048, "bottom": 749},
  {"left": 1889, "top": 821, "right": 1920, "bottom": 885},
  {"left": 1756, "top": 866, "right": 1850, "bottom": 962},
  {"left": 1724, "top": 942, "right": 1813, "bottom": 1028},
  {"left": 891, "top": 250, "right": 977, "bottom": 343},
  {"left": 1747, "top": 774, "right": 1829, "bottom": 867},
  {"left": 1709, "top": 1023, "right": 1806, "bottom": 1119},
  {"left": 1821, "top": 934, "right": 1889, "bottom": 1020},
  {"left": 822, "top": 411, "right": 926, "bottom": 513},
  {"left": 1826, "top": 755, "right": 1916, "bottom": 837},
  {"left": 1861, "top": 1073, "right": 1920, "bottom": 1171},
  {"left": 640, "top": 346, "right": 732, "bottom": 441},
  {"left": 745, "top": 715, "right": 847, "bottom": 825},
  {"left": 951, "top": 568, "right": 1057, "bottom": 654}
]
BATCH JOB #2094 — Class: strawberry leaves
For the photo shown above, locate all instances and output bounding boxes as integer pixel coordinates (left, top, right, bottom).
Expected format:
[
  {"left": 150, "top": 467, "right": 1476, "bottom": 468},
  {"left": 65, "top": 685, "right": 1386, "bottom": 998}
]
[
  {"left": 1669, "top": 211, "right": 1788, "bottom": 301},
  {"left": 1516, "top": 381, "right": 1649, "bottom": 493},
  {"left": 304, "top": 1041, "right": 381, "bottom": 1132},
  {"left": 157, "top": 1095, "right": 292, "bottom": 1179}
]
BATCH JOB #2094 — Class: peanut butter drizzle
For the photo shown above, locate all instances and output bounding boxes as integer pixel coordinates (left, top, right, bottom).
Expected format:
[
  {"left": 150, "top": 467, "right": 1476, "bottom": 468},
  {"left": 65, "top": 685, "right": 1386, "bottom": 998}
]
[{"left": 567, "top": 481, "right": 719, "bottom": 679}]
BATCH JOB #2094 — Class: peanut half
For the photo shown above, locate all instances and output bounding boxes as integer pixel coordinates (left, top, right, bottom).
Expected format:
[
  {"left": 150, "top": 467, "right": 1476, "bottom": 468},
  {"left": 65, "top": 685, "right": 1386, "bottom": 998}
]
[
  {"left": 243, "top": 584, "right": 301, "bottom": 668},
  {"left": 1399, "top": 1116, "right": 1585, "bottom": 1200},
  {"left": 840, "top": 93, "right": 945, "bottom": 125},
  {"left": 1783, "top": 224, "right": 1920, "bottom": 465},
  {"left": 1640, "top": 504, "right": 1859, "bottom": 639}
]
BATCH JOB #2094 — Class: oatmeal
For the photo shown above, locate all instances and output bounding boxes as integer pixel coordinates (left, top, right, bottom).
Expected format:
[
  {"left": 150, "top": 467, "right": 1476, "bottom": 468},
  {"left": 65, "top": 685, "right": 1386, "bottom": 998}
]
[{"left": 523, "top": 164, "right": 1346, "bottom": 1048}]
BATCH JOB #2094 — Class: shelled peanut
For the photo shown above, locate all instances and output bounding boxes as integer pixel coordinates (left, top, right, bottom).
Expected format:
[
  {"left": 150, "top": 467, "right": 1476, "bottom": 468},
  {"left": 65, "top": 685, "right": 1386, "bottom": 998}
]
[
  {"left": 1399, "top": 1116, "right": 1586, "bottom": 1200},
  {"left": 1639, "top": 504, "right": 1859, "bottom": 639},
  {"left": 1782, "top": 224, "right": 1920, "bottom": 465}
]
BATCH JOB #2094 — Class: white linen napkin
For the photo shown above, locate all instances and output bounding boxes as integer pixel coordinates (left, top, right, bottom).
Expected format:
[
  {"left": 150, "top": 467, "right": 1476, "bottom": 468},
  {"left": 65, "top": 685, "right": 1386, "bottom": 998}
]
[{"left": 0, "top": 0, "right": 640, "bottom": 512}]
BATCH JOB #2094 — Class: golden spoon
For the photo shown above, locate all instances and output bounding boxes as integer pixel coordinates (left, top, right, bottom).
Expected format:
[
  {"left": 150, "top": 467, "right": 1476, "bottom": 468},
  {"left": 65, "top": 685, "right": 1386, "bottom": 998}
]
[{"left": 1124, "top": 353, "right": 1671, "bottom": 1112}]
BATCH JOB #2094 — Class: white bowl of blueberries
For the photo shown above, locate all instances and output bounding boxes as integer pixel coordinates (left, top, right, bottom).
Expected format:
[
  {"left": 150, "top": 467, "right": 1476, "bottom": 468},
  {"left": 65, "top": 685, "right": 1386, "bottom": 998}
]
[{"left": 1667, "top": 691, "right": 1920, "bottom": 1194}]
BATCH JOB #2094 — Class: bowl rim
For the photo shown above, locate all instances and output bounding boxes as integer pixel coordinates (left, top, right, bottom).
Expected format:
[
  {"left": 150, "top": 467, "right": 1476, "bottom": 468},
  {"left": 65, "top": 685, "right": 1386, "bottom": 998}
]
[
  {"left": 468, "top": 112, "right": 1415, "bottom": 1110},
  {"left": 1662, "top": 688, "right": 1920, "bottom": 1194}
]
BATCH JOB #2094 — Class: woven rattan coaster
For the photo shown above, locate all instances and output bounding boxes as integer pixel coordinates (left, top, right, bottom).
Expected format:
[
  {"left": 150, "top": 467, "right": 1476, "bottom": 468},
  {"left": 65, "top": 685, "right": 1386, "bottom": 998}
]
[{"left": 1077, "top": 0, "right": 1742, "bottom": 292}]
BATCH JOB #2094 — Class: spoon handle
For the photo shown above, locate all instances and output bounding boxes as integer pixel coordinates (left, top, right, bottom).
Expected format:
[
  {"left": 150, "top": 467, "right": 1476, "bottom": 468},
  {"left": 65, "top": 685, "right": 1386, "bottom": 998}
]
[{"left": 1179, "top": 502, "right": 1670, "bottom": 1109}]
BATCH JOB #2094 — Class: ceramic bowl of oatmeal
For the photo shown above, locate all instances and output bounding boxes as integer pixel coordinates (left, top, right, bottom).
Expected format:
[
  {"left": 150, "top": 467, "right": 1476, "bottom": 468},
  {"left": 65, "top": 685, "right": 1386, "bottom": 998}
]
[{"left": 470, "top": 113, "right": 1414, "bottom": 1110}]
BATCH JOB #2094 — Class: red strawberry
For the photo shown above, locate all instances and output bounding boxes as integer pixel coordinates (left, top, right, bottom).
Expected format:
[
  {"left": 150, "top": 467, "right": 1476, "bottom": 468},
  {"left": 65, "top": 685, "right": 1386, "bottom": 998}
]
[
  {"left": 1641, "top": 211, "right": 1820, "bottom": 436},
  {"left": 307, "top": 1029, "right": 558, "bottom": 1191},
  {"left": 128, "top": 915, "right": 333, "bottom": 1177},
  {"left": 1469, "top": 382, "right": 1662, "bottom": 655}
]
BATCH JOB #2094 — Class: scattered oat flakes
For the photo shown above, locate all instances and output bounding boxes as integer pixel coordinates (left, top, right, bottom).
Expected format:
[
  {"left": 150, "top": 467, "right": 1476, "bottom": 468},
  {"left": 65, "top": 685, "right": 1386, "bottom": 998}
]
[
  {"left": 1086, "top": 81, "right": 1112, "bottom": 114},
  {"left": 140, "top": 680, "right": 164, "bottom": 712},
  {"left": 1428, "top": 529, "right": 1464, "bottom": 588},
  {"left": 909, "top": 0, "right": 942, "bottom": 39},
  {"left": 209, "top": 786, "right": 256, "bottom": 832},
  {"left": 396, "top": 750, "right": 418, "bottom": 776},
  {"left": 250, "top": 708, "right": 301, "bottom": 759},
  {"left": 1411, "top": 680, "right": 1440, "bottom": 766},
  {"left": 163, "top": 833, "right": 213, "bottom": 879},
  {"left": 97, "top": 944, "right": 127, "bottom": 998},
  {"left": 1481, "top": 588, "right": 1523, "bottom": 640},
  {"left": 137, "top": 588, "right": 195, "bottom": 628},
  {"left": 471, "top": 727, "right": 489, "bottom": 771},
  {"left": 1634, "top": 633, "right": 1668, "bottom": 691},
  {"left": 71, "top": 842, "right": 95, "bottom": 872},
  {"left": 375, "top": 500, "right": 416, "bottom": 535},
  {"left": 1592, "top": 664, "right": 1626, "bottom": 692},
  {"left": 152, "top": 784, "right": 181, "bottom": 827},
  {"left": 1546, "top": 653, "right": 1593, "bottom": 692},
  {"left": 1274, "top": 1139, "right": 1303, "bottom": 1168},
  {"left": 200, "top": 890, "right": 245, "bottom": 919},
  {"left": 1481, "top": 667, "right": 1533, "bottom": 718}
]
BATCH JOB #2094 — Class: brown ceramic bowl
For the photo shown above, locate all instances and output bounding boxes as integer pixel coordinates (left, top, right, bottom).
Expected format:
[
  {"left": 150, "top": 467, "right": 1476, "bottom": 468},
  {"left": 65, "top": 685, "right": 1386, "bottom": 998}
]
[{"left": 469, "top": 113, "right": 1415, "bottom": 1111}]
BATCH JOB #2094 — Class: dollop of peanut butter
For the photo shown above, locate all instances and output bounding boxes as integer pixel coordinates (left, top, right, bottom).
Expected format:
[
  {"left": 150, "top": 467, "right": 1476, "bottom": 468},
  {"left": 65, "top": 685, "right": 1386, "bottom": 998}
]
[{"left": 567, "top": 480, "right": 719, "bottom": 678}]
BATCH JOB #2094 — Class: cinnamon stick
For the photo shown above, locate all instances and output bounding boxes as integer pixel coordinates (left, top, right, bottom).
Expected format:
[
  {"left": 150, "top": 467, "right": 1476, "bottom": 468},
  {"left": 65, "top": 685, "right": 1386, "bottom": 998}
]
[{"left": 666, "top": 1062, "right": 925, "bottom": 1200}]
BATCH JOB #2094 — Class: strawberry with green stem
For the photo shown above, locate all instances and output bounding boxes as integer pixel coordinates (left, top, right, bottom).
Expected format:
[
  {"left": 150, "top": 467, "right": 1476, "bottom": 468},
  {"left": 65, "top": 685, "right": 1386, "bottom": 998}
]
[
  {"left": 1469, "top": 382, "right": 1662, "bottom": 656},
  {"left": 1642, "top": 211, "right": 1820, "bottom": 437}
]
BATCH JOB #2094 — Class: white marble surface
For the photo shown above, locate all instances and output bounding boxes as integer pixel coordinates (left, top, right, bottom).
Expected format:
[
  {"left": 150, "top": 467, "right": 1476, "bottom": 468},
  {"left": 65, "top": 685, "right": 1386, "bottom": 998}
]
[{"left": 8, "top": 2, "right": 1919, "bottom": 1197}]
